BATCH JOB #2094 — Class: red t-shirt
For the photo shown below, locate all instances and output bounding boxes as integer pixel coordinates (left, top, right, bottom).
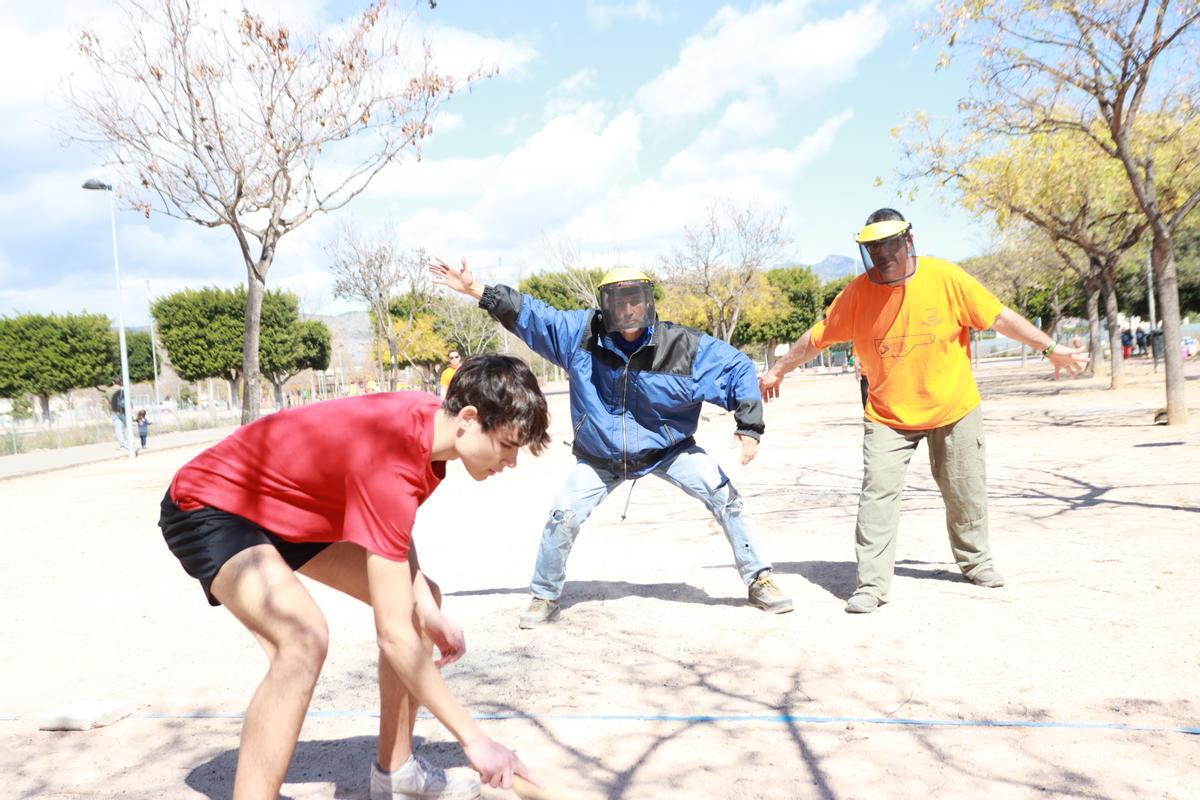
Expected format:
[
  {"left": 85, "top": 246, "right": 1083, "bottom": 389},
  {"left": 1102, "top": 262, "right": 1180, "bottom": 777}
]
[{"left": 170, "top": 392, "right": 445, "bottom": 561}]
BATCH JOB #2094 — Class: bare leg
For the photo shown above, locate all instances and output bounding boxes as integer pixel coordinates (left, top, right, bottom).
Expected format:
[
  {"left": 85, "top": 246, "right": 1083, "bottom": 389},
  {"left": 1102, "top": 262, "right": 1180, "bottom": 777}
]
[
  {"left": 210, "top": 545, "right": 330, "bottom": 800},
  {"left": 298, "top": 542, "right": 439, "bottom": 770}
]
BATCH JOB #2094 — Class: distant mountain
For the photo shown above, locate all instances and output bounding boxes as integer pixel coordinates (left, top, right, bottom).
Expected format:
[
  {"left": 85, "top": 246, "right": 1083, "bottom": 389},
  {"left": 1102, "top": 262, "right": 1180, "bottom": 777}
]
[
  {"left": 809, "top": 255, "right": 859, "bottom": 282},
  {"left": 308, "top": 310, "right": 375, "bottom": 372}
]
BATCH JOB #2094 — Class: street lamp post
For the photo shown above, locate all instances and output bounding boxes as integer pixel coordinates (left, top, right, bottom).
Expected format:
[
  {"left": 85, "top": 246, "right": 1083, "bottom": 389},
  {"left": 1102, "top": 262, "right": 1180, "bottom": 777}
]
[
  {"left": 145, "top": 279, "right": 161, "bottom": 410},
  {"left": 83, "top": 178, "right": 136, "bottom": 459}
]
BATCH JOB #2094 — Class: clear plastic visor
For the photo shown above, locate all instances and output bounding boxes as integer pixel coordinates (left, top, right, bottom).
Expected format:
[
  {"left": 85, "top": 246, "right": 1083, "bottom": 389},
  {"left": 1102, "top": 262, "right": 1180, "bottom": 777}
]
[
  {"left": 600, "top": 281, "right": 655, "bottom": 333},
  {"left": 859, "top": 231, "right": 915, "bottom": 277}
]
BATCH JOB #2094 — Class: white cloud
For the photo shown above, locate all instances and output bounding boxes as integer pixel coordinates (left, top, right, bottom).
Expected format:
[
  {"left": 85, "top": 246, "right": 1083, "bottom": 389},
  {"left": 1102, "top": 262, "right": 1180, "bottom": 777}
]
[
  {"left": 473, "top": 104, "right": 642, "bottom": 244},
  {"left": 431, "top": 111, "right": 464, "bottom": 134},
  {"left": 557, "top": 67, "right": 597, "bottom": 94},
  {"left": 663, "top": 108, "right": 854, "bottom": 185},
  {"left": 0, "top": 167, "right": 128, "bottom": 236},
  {"left": 421, "top": 22, "right": 538, "bottom": 82},
  {"left": 635, "top": 1, "right": 886, "bottom": 119},
  {"left": 586, "top": 1, "right": 664, "bottom": 29}
]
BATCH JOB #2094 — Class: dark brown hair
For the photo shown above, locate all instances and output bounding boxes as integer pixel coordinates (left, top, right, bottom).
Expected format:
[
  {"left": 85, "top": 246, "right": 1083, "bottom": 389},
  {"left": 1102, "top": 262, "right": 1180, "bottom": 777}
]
[
  {"left": 442, "top": 354, "right": 551, "bottom": 455},
  {"left": 865, "top": 207, "right": 906, "bottom": 224}
]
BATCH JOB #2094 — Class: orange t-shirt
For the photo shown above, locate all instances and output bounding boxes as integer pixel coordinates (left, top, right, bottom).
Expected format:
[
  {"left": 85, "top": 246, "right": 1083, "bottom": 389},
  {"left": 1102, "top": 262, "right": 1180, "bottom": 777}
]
[{"left": 811, "top": 256, "right": 1003, "bottom": 430}]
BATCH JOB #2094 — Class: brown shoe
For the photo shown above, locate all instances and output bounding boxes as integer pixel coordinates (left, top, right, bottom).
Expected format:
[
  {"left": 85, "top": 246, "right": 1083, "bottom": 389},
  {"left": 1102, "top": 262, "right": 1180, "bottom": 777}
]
[
  {"left": 748, "top": 571, "right": 794, "bottom": 614},
  {"left": 518, "top": 597, "right": 560, "bottom": 629}
]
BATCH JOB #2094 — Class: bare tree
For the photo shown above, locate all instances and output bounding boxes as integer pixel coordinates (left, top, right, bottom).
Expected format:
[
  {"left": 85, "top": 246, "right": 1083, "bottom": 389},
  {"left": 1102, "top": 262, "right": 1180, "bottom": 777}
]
[
  {"left": 328, "top": 224, "right": 406, "bottom": 390},
  {"left": 930, "top": 0, "right": 1200, "bottom": 420},
  {"left": 431, "top": 295, "right": 502, "bottom": 355},
  {"left": 71, "top": 0, "right": 478, "bottom": 422},
  {"left": 661, "top": 203, "right": 788, "bottom": 342},
  {"left": 538, "top": 233, "right": 602, "bottom": 309}
]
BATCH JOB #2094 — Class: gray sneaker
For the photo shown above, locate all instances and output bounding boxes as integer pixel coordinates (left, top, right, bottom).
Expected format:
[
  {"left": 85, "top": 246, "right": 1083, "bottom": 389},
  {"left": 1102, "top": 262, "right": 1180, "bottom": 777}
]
[
  {"left": 968, "top": 567, "right": 1005, "bottom": 588},
  {"left": 518, "top": 597, "right": 561, "bottom": 629},
  {"left": 748, "top": 571, "right": 794, "bottom": 614},
  {"left": 845, "top": 593, "right": 881, "bottom": 614},
  {"left": 369, "top": 755, "right": 481, "bottom": 800}
]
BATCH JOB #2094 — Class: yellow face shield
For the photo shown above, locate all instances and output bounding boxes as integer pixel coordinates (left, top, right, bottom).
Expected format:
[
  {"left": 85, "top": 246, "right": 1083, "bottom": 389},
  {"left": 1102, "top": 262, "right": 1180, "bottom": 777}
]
[{"left": 855, "top": 220, "right": 916, "bottom": 283}]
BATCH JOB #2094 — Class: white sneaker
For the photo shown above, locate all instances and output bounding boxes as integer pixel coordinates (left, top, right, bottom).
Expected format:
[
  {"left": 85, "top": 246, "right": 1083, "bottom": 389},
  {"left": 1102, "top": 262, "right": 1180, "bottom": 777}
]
[{"left": 369, "top": 755, "right": 481, "bottom": 800}]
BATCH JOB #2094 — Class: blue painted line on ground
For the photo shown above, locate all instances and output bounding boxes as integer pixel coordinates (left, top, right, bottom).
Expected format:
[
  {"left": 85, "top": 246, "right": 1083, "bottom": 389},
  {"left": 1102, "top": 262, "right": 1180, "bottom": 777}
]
[{"left": 111, "top": 710, "right": 1200, "bottom": 735}]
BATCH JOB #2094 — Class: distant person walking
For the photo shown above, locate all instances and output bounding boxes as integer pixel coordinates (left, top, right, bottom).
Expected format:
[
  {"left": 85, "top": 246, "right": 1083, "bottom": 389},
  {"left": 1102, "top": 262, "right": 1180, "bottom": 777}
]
[
  {"left": 760, "top": 208, "right": 1087, "bottom": 614},
  {"left": 439, "top": 350, "right": 462, "bottom": 396},
  {"left": 106, "top": 381, "right": 127, "bottom": 450},
  {"left": 136, "top": 410, "right": 152, "bottom": 449}
]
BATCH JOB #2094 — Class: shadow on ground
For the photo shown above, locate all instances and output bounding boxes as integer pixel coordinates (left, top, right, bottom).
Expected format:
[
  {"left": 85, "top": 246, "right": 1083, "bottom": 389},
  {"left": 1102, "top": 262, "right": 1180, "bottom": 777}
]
[
  {"left": 772, "top": 559, "right": 966, "bottom": 600},
  {"left": 186, "top": 735, "right": 472, "bottom": 799},
  {"left": 448, "top": 579, "right": 746, "bottom": 610}
]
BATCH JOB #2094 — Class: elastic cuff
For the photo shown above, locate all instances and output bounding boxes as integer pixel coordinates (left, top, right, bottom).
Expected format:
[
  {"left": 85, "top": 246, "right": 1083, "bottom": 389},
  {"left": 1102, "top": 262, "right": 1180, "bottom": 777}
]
[{"left": 478, "top": 284, "right": 500, "bottom": 311}]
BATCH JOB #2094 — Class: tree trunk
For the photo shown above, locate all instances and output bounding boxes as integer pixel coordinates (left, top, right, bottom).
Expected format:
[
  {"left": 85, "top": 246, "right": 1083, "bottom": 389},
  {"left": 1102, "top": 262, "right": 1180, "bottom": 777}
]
[
  {"left": 376, "top": 321, "right": 386, "bottom": 391},
  {"left": 1151, "top": 232, "right": 1187, "bottom": 424},
  {"left": 241, "top": 267, "right": 266, "bottom": 424},
  {"left": 1083, "top": 277, "right": 1104, "bottom": 380},
  {"left": 38, "top": 393, "right": 51, "bottom": 423},
  {"left": 227, "top": 378, "right": 240, "bottom": 412},
  {"left": 386, "top": 333, "right": 400, "bottom": 392},
  {"left": 272, "top": 380, "right": 285, "bottom": 409},
  {"left": 1101, "top": 264, "right": 1124, "bottom": 390}
]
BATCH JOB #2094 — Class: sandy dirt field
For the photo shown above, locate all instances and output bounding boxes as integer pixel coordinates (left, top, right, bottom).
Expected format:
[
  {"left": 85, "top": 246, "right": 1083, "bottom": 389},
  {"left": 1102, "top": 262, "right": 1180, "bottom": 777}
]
[{"left": 2, "top": 358, "right": 1198, "bottom": 799}]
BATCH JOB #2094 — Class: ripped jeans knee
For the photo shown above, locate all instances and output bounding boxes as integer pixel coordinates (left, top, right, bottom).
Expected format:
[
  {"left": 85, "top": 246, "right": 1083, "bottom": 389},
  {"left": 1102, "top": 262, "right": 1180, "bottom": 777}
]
[{"left": 708, "top": 481, "right": 744, "bottom": 519}]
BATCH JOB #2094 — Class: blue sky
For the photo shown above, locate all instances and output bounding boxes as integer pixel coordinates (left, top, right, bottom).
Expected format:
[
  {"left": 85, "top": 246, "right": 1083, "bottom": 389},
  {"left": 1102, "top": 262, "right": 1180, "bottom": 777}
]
[{"left": 0, "top": 0, "right": 987, "bottom": 327}]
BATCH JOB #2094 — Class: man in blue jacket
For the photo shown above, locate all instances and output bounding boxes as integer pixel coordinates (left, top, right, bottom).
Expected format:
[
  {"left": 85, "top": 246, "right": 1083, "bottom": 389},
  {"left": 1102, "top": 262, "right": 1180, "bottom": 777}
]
[{"left": 431, "top": 257, "right": 793, "bottom": 628}]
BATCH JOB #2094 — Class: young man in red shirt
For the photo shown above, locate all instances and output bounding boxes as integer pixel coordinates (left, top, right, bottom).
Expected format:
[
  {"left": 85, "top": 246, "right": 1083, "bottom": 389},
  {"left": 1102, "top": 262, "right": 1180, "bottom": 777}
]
[{"left": 159, "top": 355, "right": 550, "bottom": 800}]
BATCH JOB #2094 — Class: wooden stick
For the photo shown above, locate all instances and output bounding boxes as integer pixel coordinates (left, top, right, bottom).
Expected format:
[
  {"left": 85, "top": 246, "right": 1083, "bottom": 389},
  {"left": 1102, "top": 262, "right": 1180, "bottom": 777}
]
[{"left": 511, "top": 774, "right": 590, "bottom": 800}]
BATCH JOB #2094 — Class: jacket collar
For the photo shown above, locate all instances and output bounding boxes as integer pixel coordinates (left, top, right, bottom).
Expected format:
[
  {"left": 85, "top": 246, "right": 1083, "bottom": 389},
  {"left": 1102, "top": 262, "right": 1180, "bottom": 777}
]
[{"left": 595, "top": 317, "right": 658, "bottom": 358}]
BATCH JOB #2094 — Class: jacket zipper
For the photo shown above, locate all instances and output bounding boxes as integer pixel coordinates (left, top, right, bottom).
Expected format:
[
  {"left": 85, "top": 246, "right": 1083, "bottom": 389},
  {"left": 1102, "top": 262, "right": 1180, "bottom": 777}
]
[
  {"left": 661, "top": 423, "right": 676, "bottom": 446},
  {"left": 613, "top": 331, "right": 650, "bottom": 480},
  {"left": 572, "top": 414, "right": 587, "bottom": 440},
  {"left": 621, "top": 360, "right": 631, "bottom": 479}
]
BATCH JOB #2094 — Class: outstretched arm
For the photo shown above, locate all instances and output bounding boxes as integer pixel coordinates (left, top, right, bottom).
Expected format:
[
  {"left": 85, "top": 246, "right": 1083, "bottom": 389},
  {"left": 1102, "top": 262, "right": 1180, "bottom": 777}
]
[
  {"left": 759, "top": 329, "right": 822, "bottom": 402},
  {"left": 990, "top": 308, "right": 1088, "bottom": 377},
  {"left": 429, "top": 255, "right": 588, "bottom": 369}
]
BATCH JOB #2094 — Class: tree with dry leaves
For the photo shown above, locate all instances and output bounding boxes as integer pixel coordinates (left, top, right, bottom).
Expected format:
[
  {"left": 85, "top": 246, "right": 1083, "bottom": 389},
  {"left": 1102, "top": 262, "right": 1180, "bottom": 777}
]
[
  {"left": 71, "top": 0, "right": 475, "bottom": 422},
  {"left": 661, "top": 203, "right": 789, "bottom": 343},
  {"left": 900, "top": 120, "right": 1157, "bottom": 387},
  {"left": 328, "top": 224, "right": 431, "bottom": 392},
  {"left": 927, "top": 0, "right": 1200, "bottom": 419}
]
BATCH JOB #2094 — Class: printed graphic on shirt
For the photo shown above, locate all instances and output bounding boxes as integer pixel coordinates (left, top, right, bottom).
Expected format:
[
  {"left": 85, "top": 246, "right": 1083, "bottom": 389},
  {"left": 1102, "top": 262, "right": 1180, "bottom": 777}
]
[{"left": 875, "top": 333, "right": 934, "bottom": 358}]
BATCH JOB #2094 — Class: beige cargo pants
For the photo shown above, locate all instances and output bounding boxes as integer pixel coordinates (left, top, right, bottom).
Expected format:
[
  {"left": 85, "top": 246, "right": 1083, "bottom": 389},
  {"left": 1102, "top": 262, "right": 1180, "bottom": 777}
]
[{"left": 853, "top": 405, "right": 994, "bottom": 600}]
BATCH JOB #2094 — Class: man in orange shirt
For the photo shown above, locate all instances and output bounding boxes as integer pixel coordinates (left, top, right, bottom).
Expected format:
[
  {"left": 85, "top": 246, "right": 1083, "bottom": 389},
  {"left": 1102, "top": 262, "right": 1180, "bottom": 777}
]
[
  {"left": 760, "top": 209, "right": 1087, "bottom": 613},
  {"left": 439, "top": 350, "right": 462, "bottom": 395}
]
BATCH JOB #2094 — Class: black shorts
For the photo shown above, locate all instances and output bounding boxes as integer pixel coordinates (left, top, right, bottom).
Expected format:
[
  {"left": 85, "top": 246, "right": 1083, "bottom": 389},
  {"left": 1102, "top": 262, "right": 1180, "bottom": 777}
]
[{"left": 159, "top": 490, "right": 330, "bottom": 606}]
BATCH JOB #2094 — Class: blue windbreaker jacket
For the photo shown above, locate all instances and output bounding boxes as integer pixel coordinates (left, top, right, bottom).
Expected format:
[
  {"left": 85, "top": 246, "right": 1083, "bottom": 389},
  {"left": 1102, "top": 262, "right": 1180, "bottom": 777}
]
[{"left": 479, "top": 284, "right": 765, "bottom": 478}]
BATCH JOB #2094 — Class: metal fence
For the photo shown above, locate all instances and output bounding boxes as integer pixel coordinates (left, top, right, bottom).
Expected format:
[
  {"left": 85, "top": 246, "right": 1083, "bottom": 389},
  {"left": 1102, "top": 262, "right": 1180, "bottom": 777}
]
[{"left": 1, "top": 405, "right": 239, "bottom": 457}]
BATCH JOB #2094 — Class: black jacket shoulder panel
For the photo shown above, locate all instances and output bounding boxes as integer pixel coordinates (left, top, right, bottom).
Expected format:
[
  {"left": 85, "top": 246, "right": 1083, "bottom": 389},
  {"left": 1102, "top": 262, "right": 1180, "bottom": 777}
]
[{"left": 645, "top": 321, "right": 700, "bottom": 376}]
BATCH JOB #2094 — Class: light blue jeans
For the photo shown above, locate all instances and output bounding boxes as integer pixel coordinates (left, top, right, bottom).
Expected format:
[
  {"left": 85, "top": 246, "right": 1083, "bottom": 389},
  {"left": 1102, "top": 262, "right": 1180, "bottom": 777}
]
[{"left": 529, "top": 445, "right": 772, "bottom": 600}]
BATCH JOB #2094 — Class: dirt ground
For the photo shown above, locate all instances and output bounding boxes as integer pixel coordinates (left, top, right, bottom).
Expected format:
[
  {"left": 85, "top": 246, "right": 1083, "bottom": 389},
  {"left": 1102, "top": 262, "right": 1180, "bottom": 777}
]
[{"left": 2, "top": 358, "right": 1198, "bottom": 800}]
